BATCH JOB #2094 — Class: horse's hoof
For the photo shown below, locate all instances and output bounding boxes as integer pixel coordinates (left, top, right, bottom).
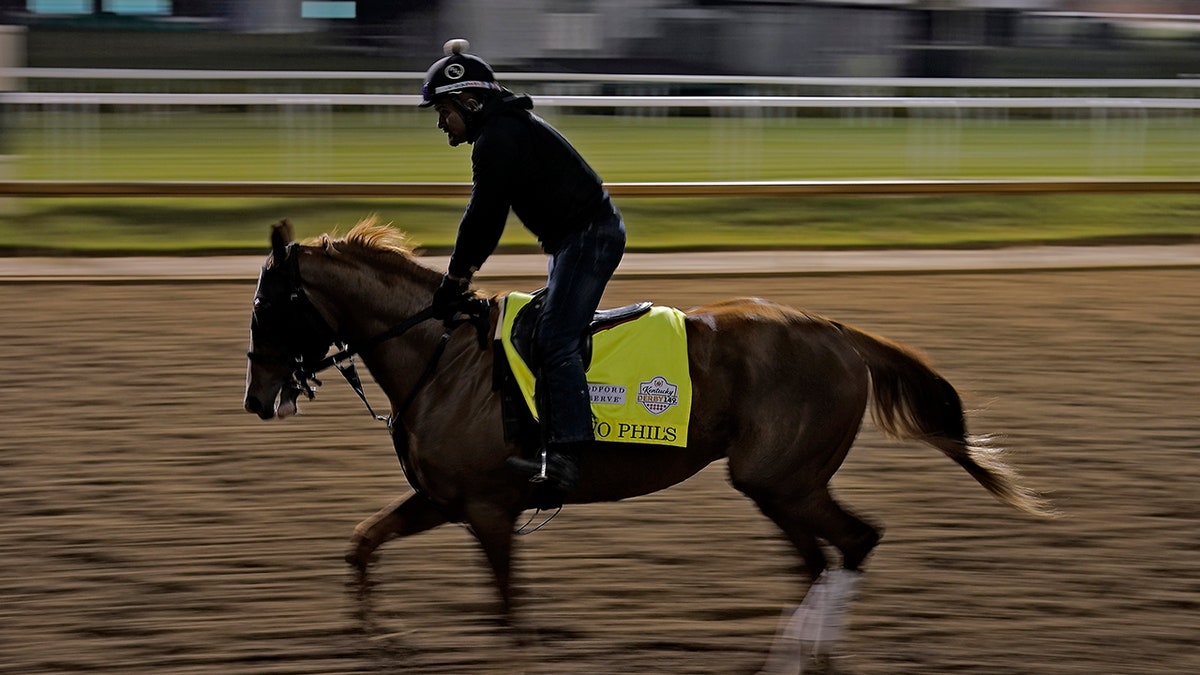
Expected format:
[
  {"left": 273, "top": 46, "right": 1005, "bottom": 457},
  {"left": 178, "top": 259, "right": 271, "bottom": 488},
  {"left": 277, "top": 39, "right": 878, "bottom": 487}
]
[
  {"left": 805, "top": 651, "right": 841, "bottom": 674},
  {"left": 344, "top": 536, "right": 379, "bottom": 569}
]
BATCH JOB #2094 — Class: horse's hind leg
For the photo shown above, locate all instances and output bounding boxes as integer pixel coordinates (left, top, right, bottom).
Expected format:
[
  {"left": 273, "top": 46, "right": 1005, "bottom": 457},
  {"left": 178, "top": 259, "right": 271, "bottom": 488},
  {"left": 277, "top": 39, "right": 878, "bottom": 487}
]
[
  {"left": 755, "top": 499, "right": 829, "bottom": 580},
  {"left": 753, "top": 487, "right": 881, "bottom": 674},
  {"left": 735, "top": 438, "right": 879, "bottom": 673},
  {"left": 345, "top": 491, "right": 449, "bottom": 569},
  {"left": 805, "top": 487, "right": 881, "bottom": 572}
]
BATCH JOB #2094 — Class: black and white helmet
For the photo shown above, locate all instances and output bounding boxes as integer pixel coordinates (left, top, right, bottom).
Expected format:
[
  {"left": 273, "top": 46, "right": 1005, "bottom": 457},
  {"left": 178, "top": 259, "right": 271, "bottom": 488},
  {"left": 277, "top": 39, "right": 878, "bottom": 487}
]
[{"left": 419, "top": 39, "right": 501, "bottom": 108}]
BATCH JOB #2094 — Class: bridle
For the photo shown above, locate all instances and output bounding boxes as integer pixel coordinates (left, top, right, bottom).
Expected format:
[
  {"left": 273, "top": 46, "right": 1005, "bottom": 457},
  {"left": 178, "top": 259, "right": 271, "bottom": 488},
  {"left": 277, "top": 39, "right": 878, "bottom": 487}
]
[{"left": 246, "top": 242, "right": 487, "bottom": 425}]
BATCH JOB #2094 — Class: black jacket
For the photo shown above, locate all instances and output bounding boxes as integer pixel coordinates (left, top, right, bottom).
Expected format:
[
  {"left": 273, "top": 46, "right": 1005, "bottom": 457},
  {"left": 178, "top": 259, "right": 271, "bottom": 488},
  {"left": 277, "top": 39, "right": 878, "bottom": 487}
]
[{"left": 446, "top": 92, "right": 618, "bottom": 279}]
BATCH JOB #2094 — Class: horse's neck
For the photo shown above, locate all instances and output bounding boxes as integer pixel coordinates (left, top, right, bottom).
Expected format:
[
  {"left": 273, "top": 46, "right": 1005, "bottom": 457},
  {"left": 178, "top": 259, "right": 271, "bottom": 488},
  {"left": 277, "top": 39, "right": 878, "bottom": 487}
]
[
  {"left": 306, "top": 253, "right": 471, "bottom": 407},
  {"left": 306, "top": 253, "right": 434, "bottom": 348}
]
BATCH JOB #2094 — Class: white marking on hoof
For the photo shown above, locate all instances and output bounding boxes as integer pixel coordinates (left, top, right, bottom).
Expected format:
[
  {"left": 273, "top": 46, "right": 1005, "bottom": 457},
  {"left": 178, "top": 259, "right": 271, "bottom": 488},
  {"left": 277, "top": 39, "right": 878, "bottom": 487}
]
[{"left": 760, "top": 570, "right": 863, "bottom": 674}]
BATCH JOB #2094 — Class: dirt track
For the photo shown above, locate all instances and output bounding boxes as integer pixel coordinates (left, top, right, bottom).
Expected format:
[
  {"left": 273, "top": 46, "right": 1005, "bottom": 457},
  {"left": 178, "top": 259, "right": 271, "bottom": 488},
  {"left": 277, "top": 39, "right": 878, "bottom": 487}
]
[{"left": 1, "top": 267, "right": 1197, "bottom": 674}]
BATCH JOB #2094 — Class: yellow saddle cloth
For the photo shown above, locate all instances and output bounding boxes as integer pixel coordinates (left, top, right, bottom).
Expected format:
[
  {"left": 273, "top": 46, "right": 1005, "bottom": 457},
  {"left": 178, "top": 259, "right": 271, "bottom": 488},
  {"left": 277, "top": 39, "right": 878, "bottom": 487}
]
[{"left": 497, "top": 291, "right": 692, "bottom": 447}]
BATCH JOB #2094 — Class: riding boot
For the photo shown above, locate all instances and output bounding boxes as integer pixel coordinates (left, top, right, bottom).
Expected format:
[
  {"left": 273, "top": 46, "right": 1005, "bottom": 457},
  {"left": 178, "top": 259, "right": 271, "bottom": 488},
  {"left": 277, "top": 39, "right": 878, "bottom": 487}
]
[{"left": 506, "top": 442, "right": 581, "bottom": 493}]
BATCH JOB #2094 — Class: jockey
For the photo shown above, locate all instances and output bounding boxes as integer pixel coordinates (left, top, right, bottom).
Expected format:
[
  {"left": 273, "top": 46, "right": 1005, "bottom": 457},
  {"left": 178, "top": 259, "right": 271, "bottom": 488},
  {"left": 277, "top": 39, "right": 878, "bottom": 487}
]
[{"left": 421, "top": 39, "right": 626, "bottom": 493}]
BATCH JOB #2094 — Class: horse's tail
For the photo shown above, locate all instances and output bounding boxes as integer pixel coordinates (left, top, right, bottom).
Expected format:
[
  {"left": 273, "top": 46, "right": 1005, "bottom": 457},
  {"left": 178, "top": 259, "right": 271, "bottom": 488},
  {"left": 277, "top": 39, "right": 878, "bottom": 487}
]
[{"left": 837, "top": 322, "right": 1056, "bottom": 518}]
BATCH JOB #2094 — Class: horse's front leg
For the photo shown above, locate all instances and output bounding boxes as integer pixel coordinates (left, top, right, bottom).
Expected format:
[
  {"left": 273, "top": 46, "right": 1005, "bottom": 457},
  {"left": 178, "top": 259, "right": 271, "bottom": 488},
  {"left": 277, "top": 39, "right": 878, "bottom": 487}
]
[
  {"left": 463, "top": 500, "right": 521, "bottom": 619},
  {"left": 345, "top": 491, "right": 448, "bottom": 569}
]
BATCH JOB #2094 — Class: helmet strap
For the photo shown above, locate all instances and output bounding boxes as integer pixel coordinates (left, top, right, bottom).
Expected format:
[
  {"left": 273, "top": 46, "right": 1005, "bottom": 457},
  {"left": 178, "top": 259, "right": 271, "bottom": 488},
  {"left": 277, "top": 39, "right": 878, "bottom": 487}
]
[{"left": 450, "top": 93, "right": 486, "bottom": 143}]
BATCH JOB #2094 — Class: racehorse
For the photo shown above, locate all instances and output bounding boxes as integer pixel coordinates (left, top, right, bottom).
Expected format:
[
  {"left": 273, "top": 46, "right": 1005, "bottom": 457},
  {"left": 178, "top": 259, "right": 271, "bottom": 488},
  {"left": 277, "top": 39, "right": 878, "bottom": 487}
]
[{"left": 243, "top": 218, "right": 1053, "bottom": 668}]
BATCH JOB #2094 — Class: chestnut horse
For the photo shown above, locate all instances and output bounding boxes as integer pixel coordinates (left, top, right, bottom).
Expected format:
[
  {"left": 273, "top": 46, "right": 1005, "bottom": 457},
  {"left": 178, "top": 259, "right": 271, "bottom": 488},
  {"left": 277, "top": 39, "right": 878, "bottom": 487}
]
[{"left": 243, "top": 219, "right": 1052, "bottom": 666}]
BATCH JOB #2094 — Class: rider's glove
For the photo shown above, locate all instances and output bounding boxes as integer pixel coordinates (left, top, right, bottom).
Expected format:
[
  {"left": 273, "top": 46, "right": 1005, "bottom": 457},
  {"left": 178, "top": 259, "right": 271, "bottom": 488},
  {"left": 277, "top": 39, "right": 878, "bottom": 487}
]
[{"left": 431, "top": 272, "right": 471, "bottom": 320}]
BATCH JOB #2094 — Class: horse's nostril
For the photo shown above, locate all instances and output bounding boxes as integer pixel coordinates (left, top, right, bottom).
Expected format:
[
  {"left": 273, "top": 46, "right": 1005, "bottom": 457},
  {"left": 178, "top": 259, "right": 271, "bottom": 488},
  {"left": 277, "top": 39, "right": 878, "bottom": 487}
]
[{"left": 244, "top": 397, "right": 269, "bottom": 417}]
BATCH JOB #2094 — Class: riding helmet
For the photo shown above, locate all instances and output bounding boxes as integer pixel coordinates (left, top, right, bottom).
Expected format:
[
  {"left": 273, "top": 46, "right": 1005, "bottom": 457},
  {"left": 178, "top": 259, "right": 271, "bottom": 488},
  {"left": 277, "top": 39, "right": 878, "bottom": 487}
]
[{"left": 419, "top": 39, "right": 501, "bottom": 107}]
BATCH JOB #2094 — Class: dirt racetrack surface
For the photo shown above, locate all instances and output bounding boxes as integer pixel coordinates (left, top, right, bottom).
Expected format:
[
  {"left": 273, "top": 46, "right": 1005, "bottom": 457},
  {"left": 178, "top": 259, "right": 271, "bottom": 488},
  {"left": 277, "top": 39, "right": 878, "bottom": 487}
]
[{"left": 1, "top": 267, "right": 1197, "bottom": 674}]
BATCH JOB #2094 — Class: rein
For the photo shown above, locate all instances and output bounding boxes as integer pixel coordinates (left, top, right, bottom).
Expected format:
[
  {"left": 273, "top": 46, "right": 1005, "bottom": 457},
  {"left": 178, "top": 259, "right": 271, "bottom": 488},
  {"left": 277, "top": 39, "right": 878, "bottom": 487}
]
[
  {"left": 301, "top": 305, "right": 439, "bottom": 425},
  {"left": 295, "top": 305, "right": 490, "bottom": 426}
]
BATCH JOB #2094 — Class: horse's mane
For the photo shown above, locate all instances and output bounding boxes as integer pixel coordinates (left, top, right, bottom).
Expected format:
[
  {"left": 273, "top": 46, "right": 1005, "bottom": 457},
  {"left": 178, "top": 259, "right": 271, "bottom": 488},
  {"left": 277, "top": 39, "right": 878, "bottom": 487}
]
[
  {"left": 308, "top": 216, "right": 419, "bottom": 257},
  {"left": 303, "top": 216, "right": 444, "bottom": 285}
]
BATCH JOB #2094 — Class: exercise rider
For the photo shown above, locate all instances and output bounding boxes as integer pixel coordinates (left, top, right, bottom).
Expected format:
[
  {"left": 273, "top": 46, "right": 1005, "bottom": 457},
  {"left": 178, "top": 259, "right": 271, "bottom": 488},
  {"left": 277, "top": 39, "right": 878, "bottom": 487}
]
[{"left": 420, "top": 39, "right": 626, "bottom": 493}]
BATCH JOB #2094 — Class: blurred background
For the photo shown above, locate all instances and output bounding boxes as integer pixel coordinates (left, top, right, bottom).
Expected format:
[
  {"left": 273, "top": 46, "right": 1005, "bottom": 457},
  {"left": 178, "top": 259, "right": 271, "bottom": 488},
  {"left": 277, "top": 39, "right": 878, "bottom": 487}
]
[
  {"left": 0, "top": 1, "right": 1196, "bottom": 252},
  {"left": 5, "top": 0, "right": 1200, "bottom": 76},
  {"left": 1, "top": 6, "right": 1198, "bottom": 674}
]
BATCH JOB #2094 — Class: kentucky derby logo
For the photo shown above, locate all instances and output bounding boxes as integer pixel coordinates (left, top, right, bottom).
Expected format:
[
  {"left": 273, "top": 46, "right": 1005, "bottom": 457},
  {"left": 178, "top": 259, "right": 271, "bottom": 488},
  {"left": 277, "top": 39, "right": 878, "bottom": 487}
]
[{"left": 637, "top": 376, "right": 679, "bottom": 415}]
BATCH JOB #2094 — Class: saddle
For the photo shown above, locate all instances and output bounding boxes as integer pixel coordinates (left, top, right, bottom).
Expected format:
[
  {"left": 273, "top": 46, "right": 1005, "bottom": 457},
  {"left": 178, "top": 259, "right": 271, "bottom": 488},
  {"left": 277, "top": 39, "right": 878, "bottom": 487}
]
[
  {"left": 507, "top": 287, "right": 652, "bottom": 372},
  {"left": 495, "top": 288, "right": 650, "bottom": 448},
  {"left": 495, "top": 288, "right": 692, "bottom": 454}
]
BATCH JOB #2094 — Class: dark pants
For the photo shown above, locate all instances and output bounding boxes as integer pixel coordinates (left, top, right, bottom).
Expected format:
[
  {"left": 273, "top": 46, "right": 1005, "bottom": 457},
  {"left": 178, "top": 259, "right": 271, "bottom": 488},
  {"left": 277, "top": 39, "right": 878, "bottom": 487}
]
[{"left": 535, "top": 213, "right": 626, "bottom": 445}]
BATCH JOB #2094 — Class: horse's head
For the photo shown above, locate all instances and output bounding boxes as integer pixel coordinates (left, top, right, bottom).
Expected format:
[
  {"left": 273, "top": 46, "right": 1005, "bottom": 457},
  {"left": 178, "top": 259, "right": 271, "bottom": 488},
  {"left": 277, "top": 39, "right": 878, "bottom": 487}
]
[{"left": 243, "top": 220, "right": 339, "bottom": 420}]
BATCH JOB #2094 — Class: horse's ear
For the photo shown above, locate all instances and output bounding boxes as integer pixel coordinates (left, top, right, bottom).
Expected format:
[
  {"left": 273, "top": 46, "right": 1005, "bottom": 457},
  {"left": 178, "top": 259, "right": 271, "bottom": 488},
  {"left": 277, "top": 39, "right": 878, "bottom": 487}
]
[{"left": 270, "top": 220, "right": 294, "bottom": 264}]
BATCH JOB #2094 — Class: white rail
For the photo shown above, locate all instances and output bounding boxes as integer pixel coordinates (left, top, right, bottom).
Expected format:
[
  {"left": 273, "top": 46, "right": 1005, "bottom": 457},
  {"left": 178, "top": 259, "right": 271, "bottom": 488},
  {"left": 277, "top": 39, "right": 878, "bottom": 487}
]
[
  {"left": 4, "top": 92, "right": 1200, "bottom": 110},
  {"left": 4, "top": 70, "right": 1193, "bottom": 183},
  {"left": 3, "top": 68, "right": 1200, "bottom": 90}
]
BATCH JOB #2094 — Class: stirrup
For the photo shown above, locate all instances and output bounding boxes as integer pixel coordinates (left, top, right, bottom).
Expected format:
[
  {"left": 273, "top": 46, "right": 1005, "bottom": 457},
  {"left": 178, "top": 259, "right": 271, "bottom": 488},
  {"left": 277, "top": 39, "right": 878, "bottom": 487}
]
[{"left": 529, "top": 448, "right": 548, "bottom": 484}]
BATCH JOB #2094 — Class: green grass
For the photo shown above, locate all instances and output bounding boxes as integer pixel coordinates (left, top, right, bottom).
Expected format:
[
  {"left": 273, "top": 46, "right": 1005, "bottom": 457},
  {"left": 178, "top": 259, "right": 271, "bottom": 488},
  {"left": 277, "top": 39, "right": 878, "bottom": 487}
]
[{"left": 2, "top": 110, "right": 1198, "bottom": 254}]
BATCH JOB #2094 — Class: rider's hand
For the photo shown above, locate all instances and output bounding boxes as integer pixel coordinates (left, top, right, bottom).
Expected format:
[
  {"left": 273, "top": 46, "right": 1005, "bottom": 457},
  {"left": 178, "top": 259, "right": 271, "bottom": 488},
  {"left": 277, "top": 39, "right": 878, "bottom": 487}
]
[{"left": 432, "top": 272, "right": 471, "bottom": 320}]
